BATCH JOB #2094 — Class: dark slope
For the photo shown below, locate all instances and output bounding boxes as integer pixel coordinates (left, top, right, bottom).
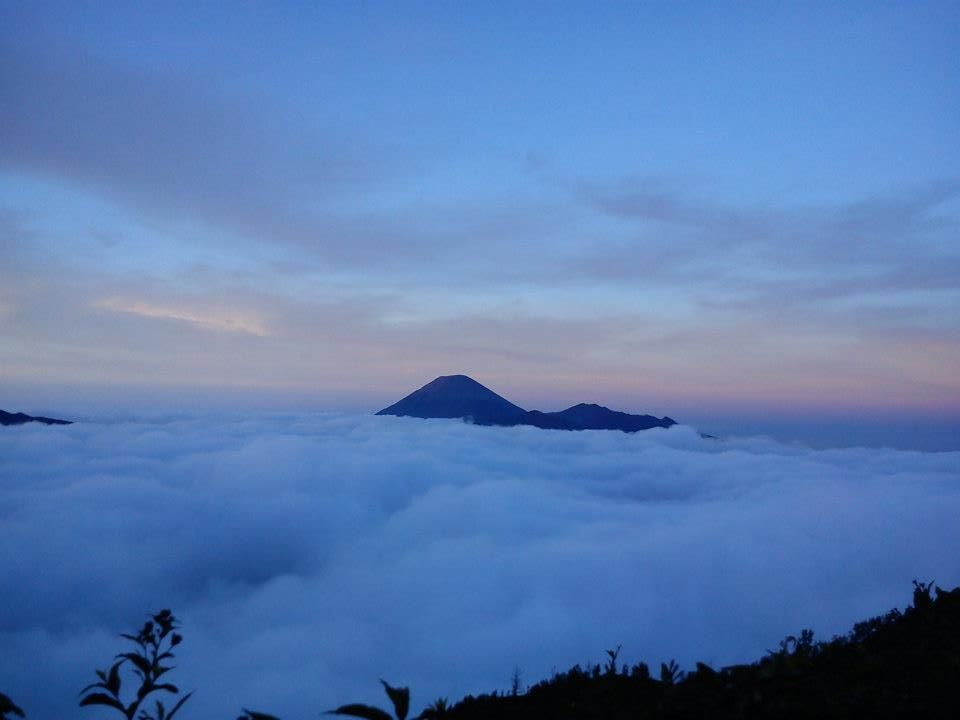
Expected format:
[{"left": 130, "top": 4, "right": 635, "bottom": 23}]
[
  {"left": 0, "top": 409, "right": 72, "bottom": 426},
  {"left": 376, "top": 375, "right": 528, "bottom": 425},
  {"left": 520, "top": 409, "right": 580, "bottom": 430},
  {"left": 377, "top": 376, "right": 675, "bottom": 432},
  {"left": 442, "top": 582, "right": 960, "bottom": 720},
  {"left": 552, "top": 403, "right": 676, "bottom": 431}
]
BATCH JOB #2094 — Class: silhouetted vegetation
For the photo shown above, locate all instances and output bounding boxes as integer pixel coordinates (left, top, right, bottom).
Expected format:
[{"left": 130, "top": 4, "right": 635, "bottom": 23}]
[
  {"left": 327, "top": 679, "right": 410, "bottom": 720},
  {"left": 444, "top": 581, "right": 960, "bottom": 720},
  {"left": 0, "top": 693, "right": 25, "bottom": 720},
  {"left": 237, "top": 711, "right": 280, "bottom": 720},
  {"left": 416, "top": 697, "right": 450, "bottom": 719},
  {"left": 6, "top": 583, "right": 958, "bottom": 719},
  {"left": 79, "top": 609, "right": 192, "bottom": 720}
]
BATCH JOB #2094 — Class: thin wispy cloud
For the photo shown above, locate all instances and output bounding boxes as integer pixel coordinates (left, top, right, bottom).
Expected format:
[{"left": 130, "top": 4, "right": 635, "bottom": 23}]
[
  {"left": 577, "top": 177, "right": 960, "bottom": 288},
  {"left": 0, "top": 42, "right": 390, "bottom": 251},
  {"left": 94, "top": 297, "right": 269, "bottom": 336}
]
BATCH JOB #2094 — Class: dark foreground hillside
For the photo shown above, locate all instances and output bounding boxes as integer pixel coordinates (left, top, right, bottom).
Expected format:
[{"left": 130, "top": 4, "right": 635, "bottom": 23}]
[{"left": 446, "top": 581, "right": 960, "bottom": 720}]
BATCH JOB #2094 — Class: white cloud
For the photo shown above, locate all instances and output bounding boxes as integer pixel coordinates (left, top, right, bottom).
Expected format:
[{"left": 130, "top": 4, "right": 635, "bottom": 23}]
[
  {"left": 94, "top": 297, "right": 269, "bottom": 336},
  {"left": 1, "top": 414, "right": 958, "bottom": 719}
]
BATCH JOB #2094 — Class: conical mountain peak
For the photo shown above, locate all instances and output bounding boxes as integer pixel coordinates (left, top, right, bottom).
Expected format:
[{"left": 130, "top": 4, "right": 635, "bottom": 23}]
[
  {"left": 423, "top": 375, "right": 492, "bottom": 391},
  {"left": 376, "top": 375, "right": 527, "bottom": 424},
  {"left": 377, "top": 375, "right": 676, "bottom": 433}
]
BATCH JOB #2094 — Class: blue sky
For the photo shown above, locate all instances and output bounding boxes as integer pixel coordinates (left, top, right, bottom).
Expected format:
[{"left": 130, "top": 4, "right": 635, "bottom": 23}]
[{"left": 2, "top": 1, "right": 959, "bottom": 447}]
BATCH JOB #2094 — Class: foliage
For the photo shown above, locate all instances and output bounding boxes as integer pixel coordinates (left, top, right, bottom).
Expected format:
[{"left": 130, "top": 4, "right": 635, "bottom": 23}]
[
  {"left": 604, "top": 645, "right": 621, "bottom": 675},
  {"left": 327, "top": 680, "right": 410, "bottom": 720},
  {"left": 237, "top": 711, "right": 281, "bottom": 720},
  {"left": 0, "top": 693, "right": 25, "bottom": 720},
  {"left": 78, "top": 609, "right": 192, "bottom": 720},
  {"left": 417, "top": 697, "right": 450, "bottom": 720},
  {"left": 509, "top": 666, "right": 523, "bottom": 697},
  {"left": 659, "top": 659, "right": 684, "bottom": 685},
  {"left": 442, "top": 581, "right": 960, "bottom": 719}
]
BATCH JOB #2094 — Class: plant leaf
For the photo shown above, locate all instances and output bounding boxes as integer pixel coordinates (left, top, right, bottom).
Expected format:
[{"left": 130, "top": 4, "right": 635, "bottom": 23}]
[
  {"left": 165, "top": 691, "right": 193, "bottom": 720},
  {"left": 116, "top": 652, "right": 152, "bottom": 677},
  {"left": 78, "top": 681, "right": 109, "bottom": 696},
  {"left": 107, "top": 660, "right": 123, "bottom": 695},
  {"left": 238, "top": 709, "right": 280, "bottom": 720},
  {"left": 0, "top": 693, "right": 26, "bottom": 718},
  {"left": 327, "top": 704, "right": 394, "bottom": 720},
  {"left": 380, "top": 680, "right": 410, "bottom": 720},
  {"left": 79, "top": 693, "right": 126, "bottom": 713}
]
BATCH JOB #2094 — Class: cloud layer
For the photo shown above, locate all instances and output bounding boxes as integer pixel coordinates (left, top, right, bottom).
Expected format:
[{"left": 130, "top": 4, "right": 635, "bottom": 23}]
[{"left": 2, "top": 414, "right": 958, "bottom": 718}]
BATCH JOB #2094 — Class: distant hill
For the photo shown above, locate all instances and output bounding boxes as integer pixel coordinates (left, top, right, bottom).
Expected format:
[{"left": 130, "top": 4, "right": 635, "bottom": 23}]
[
  {"left": 376, "top": 375, "right": 676, "bottom": 432},
  {"left": 553, "top": 403, "right": 677, "bottom": 432},
  {"left": 0, "top": 408, "right": 72, "bottom": 426}
]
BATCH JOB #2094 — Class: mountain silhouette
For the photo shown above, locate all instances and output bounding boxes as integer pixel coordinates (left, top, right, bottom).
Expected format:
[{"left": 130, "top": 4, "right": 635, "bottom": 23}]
[
  {"left": 377, "top": 375, "right": 676, "bottom": 432},
  {"left": 376, "top": 375, "right": 529, "bottom": 425},
  {"left": 0, "top": 408, "right": 72, "bottom": 426},
  {"left": 552, "top": 403, "right": 676, "bottom": 432}
]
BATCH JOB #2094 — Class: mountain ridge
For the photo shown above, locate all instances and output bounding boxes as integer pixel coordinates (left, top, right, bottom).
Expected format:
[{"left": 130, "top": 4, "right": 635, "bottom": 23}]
[
  {"left": 376, "top": 375, "right": 676, "bottom": 433},
  {"left": 0, "top": 408, "right": 73, "bottom": 426}
]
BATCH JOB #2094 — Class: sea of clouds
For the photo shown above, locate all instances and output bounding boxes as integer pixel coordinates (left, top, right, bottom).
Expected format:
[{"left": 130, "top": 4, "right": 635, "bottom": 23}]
[{"left": 2, "top": 413, "right": 958, "bottom": 719}]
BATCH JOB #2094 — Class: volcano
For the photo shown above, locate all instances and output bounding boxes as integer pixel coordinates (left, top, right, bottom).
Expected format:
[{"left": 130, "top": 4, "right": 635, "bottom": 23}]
[{"left": 376, "top": 375, "right": 675, "bottom": 432}]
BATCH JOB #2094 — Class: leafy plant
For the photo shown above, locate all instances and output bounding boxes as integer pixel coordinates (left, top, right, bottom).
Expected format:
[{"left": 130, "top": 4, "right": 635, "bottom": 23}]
[
  {"left": 79, "top": 609, "right": 193, "bottom": 720},
  {"left": 0, "top": 692, "right": 25, "bottom": 720},
  {"left": 416, "top": 698, "right": 449, "bottom": 720},
  {"left": 509, "top": 666, "right": 523, "bottom": 696},
  {"left": 237, "top": 710, "right": 281, "bottom": 720},
  {"left": 659, "top": 659, "right": 684, "bottom": 685},
  {"left": 773, "top": 628, "right": 816, "bottom": 657},
  {"left": 604, "top": 645, "right": 621, "bottom": 675},
  {"left": 328, "top": 680, "right": 409, "bottom": 720},
  {"left": 912, "top": 578, "right": 935, "bottom": 611}
]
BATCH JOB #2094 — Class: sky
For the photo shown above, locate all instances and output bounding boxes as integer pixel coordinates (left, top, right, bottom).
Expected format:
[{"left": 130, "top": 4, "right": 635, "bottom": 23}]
[
  {"left": 2, "top": 1, "right": 960, "bottom": 449},
  {"left": 2, "top": 413, "right": 958, "bottom": 719}
]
